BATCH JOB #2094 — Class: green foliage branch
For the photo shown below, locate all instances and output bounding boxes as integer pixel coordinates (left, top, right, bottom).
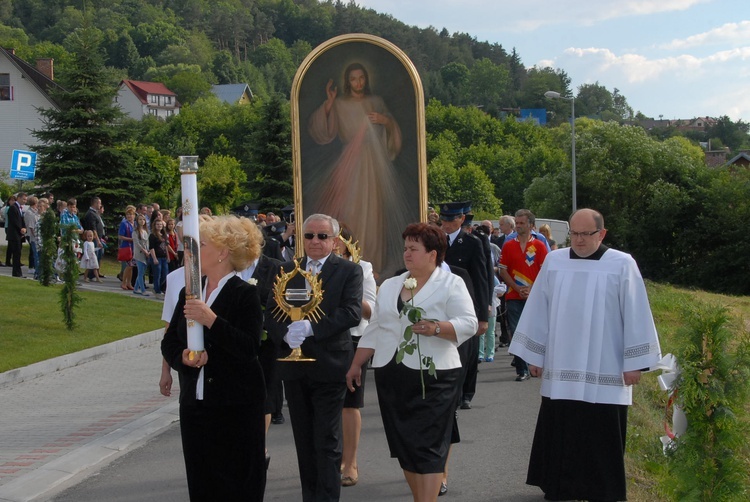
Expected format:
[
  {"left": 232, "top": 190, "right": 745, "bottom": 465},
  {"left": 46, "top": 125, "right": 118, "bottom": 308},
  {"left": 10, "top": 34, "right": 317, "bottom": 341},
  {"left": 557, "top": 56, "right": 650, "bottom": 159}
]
[
  {"left": 662, "top": 302, "right": 750, "bottom": 501},
  {"left": 38, "top": 209, "right": 59, "bottom": 286},
  {"left": 59, "top": 224, "right": 82, "bottom": 330}
]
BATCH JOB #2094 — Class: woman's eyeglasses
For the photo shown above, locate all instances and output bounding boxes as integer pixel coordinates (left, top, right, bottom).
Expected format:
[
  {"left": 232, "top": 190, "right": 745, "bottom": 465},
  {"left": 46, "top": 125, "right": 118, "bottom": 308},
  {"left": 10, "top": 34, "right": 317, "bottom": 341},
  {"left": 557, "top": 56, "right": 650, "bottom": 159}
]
[{"left": 304, "top": 233, "right": 330, "bottom": 240}]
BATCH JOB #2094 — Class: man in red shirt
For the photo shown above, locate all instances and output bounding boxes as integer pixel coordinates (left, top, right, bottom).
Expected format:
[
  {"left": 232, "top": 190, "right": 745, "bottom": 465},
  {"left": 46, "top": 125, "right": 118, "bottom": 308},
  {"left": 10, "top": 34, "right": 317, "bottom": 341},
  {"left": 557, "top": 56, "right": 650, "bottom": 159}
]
[{"left": 499, "top": 209, "right": 548, "bottom": 381}]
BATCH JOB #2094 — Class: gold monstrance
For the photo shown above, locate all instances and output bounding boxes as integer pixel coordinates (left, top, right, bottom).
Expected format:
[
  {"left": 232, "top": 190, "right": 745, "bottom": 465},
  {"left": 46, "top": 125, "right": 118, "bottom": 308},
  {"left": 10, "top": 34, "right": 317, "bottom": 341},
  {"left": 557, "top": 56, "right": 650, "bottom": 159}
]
[{"left": 272, "top": 259, "right": 325, "bottom": 362}]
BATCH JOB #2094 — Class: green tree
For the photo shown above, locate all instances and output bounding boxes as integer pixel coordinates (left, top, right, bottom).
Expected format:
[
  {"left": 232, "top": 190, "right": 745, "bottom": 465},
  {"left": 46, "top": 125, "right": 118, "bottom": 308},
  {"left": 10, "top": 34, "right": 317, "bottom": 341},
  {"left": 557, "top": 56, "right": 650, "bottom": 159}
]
[
  {"left": 110, "top": 32, "right": 140, "bottom": 73},
  {"left": 165, "top": 70, "right": 213, "bottom": 105},
  {"left": 247, "top": 94, "right": 293, "bottom": 212},
  {"left": 612, "top": 88, "right": 633, "bottom": 121},
  {"left": 519, "top": 66, "right": 571, "bottom": 118},
  {"left": 706, "top": 116, "right": 750, "bottom": 153},
  {"left": 439, "top": 62, "right": 469, "bottom": 105},
  {"left": 32, "top": 26, "right": 153, "bottom": 213},
  {"left": 212, "top": 49, "right": 240, "bottom": 85},
  {"left": 575, "top": 82, "right": 613, "bottom": 118},
  {"left": 664, "top": 303, "right": 750, "bottom": 500},
  {"left": 197, "top": 153, "right": 247, "bottom": 214},
  {"left": 0, "top": 23, "right": 30, "bottom": 49},
  {"left": 250, "top": 38, "right": 295, "bottom": 94},
  {"left": 465, "top": 58, "right": 509, "bottom": 113},
  {"left": 130, "top": 20, "right": 187, "bottom": 59}
]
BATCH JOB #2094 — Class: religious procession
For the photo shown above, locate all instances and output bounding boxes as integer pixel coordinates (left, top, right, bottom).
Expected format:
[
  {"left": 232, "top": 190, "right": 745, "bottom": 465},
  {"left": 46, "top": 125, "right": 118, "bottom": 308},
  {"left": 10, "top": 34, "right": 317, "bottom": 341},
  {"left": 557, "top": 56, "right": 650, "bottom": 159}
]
[{"left": 9, "top": 29, "right": 744, "bottom": 502}]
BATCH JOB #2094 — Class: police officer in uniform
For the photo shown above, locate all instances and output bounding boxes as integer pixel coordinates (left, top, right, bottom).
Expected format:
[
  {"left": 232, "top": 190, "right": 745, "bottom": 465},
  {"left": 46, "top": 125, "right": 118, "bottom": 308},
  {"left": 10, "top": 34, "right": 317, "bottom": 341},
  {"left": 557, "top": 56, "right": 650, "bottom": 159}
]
[{"left": 439, "top": 201, "right": 489, "bottom": 408}]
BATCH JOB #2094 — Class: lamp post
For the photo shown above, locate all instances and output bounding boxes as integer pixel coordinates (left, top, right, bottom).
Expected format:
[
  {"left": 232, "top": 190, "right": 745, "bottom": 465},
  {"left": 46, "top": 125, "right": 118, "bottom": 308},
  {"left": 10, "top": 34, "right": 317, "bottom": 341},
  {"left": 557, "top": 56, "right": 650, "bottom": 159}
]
[{"left": 545, "top": 91, "right": 576, "bottom": 212}]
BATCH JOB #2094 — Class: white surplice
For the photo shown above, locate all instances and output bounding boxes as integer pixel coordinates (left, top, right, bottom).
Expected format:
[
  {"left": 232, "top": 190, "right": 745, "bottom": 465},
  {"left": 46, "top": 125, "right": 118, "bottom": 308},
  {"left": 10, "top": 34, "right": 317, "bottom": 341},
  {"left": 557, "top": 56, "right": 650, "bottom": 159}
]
[{"left": 509, "top": 248, "right": 661, "bottom": 405}]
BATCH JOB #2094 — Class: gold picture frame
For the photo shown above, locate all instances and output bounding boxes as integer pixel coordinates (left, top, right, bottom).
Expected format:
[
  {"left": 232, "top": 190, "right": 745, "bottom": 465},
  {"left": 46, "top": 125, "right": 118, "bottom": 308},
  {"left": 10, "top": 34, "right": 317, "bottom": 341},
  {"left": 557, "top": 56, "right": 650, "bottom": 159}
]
[{"left": 291, "top": 34, "right": 427, "bottom": 281}]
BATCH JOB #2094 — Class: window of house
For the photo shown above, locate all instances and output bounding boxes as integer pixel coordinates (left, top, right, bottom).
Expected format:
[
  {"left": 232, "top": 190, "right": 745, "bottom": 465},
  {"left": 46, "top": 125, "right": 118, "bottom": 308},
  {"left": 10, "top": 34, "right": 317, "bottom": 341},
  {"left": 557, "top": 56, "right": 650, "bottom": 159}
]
[
  {"left": 0, "top": 74, "right": 11, "bottom": 101},
  {"left": 166, "top": 96, "right": 172, "bottom": 105},
  {"left": 149, "top": 94, "right": 157, "bottom": 104}
]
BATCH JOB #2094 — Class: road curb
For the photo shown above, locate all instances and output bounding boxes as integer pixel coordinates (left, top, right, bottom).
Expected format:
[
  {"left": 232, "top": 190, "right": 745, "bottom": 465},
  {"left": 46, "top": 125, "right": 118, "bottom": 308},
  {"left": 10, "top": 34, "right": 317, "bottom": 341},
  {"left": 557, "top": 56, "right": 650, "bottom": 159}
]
[{"left": 0, "top": 329, "right": 165, "bottom": 388}]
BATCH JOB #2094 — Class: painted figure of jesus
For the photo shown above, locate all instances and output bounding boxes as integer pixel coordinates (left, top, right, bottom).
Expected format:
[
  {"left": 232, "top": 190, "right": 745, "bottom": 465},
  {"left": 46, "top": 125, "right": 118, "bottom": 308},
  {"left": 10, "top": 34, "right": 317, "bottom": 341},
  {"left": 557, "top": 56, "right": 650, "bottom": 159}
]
[{"left": 307, "top": 62, "right": 409, "bottom": 280}]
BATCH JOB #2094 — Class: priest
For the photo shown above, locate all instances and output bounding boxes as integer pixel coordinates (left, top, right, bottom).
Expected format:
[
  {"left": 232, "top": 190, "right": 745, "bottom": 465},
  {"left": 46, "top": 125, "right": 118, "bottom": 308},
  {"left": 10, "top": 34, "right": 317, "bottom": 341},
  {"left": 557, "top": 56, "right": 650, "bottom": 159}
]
[{"left": 509, "top": 208, "right": 662, "bottom": 502}]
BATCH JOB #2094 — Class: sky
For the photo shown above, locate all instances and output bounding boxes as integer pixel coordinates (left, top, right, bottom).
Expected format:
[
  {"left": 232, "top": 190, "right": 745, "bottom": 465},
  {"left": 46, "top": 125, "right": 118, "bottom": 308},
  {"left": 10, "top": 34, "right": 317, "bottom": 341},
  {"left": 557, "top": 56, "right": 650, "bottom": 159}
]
[{"left": 355, "top": 0, "right": 750, "bottom": 121}]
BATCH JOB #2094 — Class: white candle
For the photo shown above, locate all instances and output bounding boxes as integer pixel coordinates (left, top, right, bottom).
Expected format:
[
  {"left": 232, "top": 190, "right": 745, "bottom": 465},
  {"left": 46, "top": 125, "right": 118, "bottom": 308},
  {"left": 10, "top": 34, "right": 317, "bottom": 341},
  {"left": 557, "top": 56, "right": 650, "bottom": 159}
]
[{"left": 179, "top": 156, "right": 204, "bottom": 353}]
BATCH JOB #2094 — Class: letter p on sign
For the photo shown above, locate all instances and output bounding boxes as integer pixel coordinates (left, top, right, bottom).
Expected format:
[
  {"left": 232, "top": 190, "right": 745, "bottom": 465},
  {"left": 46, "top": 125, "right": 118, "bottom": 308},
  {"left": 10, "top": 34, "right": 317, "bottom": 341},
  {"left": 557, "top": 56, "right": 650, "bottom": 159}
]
[{"left": 10, "top": 150, "right": 37, "bottom": 180}]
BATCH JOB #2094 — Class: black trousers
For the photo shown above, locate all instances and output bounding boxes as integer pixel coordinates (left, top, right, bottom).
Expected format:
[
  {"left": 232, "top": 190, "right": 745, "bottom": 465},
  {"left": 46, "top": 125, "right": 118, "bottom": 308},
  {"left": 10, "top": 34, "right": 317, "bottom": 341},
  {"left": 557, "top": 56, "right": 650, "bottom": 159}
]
[
  {"left": 284, "top": 378, "right": 347, "bottom": 502},
  {"left": 8, "top": 239, "right": 22, "bottom": 277},
  {"left": 459, "top": 335, "right": 479, "bottom": 403}
]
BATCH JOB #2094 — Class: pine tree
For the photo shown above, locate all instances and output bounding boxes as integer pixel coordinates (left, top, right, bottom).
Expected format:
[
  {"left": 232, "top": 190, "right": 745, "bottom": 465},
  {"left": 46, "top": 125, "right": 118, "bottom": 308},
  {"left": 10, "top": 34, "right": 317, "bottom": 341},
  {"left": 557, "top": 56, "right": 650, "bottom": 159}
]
[
  {"left": 31, "top": 26, "right": 154, "bottom": 212},
  {"left": 248, "top": 94, "right": 293, "bottom": 213}
]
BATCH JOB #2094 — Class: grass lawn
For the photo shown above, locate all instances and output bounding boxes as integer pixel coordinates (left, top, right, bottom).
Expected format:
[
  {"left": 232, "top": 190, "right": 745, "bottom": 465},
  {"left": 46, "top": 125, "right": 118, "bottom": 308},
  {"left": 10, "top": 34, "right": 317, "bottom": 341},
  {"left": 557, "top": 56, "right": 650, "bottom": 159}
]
[{"left": 0, "top": 273, "right": 164, "bottom": 373}]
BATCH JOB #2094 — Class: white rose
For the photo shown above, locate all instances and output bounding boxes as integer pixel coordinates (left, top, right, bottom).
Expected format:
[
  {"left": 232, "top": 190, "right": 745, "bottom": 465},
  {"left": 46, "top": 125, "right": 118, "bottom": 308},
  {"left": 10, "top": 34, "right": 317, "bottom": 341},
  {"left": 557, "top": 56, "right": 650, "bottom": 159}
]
[
  {"left": 403, "top": 277, "right": 418, "bottom": 290},
  {"left": 247, "top": 278, "right": 258, "bottom": 286}
]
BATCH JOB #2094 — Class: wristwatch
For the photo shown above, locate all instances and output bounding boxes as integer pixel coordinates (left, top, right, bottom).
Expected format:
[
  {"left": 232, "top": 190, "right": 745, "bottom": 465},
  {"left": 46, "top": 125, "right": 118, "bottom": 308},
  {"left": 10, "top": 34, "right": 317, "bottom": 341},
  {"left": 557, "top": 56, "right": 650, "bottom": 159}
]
[{"left": 434, "top": 322, "right": 441, "bottom": 335}]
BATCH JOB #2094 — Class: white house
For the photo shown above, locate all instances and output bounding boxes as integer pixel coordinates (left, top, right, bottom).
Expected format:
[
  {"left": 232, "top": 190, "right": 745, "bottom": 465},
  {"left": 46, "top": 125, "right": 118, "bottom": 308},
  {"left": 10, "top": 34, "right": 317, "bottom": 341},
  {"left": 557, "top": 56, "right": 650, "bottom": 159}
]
[
  {"left": 0, "top": 47, "right": 62, "bottom": 175},
  {"left": 115, "top": 79, "right": 180, "bottom": 120}
]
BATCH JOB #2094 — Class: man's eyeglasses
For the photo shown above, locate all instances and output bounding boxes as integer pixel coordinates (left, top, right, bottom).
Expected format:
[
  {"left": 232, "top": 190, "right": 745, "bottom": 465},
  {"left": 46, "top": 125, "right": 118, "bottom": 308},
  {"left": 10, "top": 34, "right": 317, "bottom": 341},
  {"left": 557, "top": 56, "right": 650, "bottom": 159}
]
[
  {"left": 569, "top": 229, "right": 601, "bottom": 238},
  {"left": 304, "top": 233, "right": 330, "bottom": 240}
]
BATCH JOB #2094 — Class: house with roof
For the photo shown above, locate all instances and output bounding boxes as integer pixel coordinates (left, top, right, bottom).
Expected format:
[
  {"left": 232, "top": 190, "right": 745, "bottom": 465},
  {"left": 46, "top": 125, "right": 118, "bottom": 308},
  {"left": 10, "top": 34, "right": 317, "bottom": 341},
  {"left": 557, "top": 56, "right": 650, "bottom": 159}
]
[
  {"left": 0, "top": 47, "right": 63, "bottom": 174},
  {"left": 210, "top": 83, "right": 253, "bottom": 105},
  {"left": 725, "top": 151, "right": 750, "bottom": 169},
  {"left": 115, "top": 79, "right": 180, "bottom": 120}
]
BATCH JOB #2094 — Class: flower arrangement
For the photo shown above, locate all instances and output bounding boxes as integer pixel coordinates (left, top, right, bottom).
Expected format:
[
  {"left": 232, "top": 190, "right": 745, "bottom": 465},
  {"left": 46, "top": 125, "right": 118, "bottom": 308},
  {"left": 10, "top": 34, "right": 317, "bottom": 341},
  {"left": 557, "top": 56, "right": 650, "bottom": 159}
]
[
  {"left": 396, "top": 277, "right": 437, "bottom": 399},
  {"left": 247, "top": 277, "right": 258, "bottom": 286}
]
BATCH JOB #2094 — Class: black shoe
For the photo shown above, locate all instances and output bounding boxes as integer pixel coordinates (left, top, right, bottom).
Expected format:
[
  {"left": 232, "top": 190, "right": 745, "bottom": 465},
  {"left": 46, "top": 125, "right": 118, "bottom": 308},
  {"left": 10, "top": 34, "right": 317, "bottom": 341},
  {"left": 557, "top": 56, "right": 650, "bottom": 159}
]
[
  {"left": 271, "top": 412, "right": 285, "bottom": 425},
  {"left": 460, "top": 400, "right": 471, "bottom": 410},
  {"left": 265, "top": 453, "right": 271, "bottom": 469},
  {"left": 515, "top": 374, "right": 530, "bottom": 382},
  {"left": 439, "top": 482, "right": 448, "bottom": 496}
]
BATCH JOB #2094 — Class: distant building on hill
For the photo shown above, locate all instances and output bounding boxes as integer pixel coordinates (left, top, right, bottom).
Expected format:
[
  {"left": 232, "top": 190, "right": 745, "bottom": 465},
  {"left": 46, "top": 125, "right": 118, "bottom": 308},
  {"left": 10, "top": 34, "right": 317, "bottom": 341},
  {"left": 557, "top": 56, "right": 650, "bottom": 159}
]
[
  {"left": 115, "top": 80, "right": 180, "bottom": 120},
  {"left": 211, "top": 84, "right": 253, "bottom": 105}
]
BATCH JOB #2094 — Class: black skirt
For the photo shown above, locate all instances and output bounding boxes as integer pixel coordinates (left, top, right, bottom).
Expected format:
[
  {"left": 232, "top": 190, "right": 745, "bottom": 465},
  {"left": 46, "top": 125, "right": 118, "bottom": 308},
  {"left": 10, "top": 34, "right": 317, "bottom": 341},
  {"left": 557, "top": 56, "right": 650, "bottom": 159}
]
[
  {"left": 527, "top": 397, "right": 628, "bottom": 501},
  {"left": 374, "top": 356, "right": 462, "bottom": 474},
  {"left": 180, "top": 401, "right": 266, "bottom": 501}
]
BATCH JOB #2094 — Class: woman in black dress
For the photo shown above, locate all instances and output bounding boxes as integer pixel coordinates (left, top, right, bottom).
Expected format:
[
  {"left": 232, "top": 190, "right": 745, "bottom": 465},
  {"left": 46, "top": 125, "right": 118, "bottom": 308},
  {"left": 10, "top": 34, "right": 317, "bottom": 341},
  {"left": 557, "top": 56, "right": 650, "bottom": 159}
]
[
  {"left": 162, "top": 215, "right": 267, "bottom": 501},
  {"left": 346, "top": 223, "right": 477, "bottom": 501}
]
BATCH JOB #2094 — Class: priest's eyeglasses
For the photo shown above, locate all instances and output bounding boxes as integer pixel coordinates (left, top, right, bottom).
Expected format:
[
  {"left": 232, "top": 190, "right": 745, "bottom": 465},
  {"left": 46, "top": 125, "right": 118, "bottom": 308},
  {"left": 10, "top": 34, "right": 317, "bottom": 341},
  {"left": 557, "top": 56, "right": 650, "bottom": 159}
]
[
  {"left": 569, "top": 229, "right": 601, "bottom": 238},
  {"left": 304, "top": 233, "right": 330, "bottom": 240}
]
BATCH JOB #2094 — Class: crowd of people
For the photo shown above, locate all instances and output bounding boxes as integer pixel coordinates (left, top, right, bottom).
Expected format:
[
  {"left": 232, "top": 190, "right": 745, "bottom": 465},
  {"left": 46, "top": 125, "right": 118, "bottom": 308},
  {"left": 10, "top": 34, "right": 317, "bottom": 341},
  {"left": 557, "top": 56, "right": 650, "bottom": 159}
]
[
  {"left": 4, "top": 190, "right": 662, "bottom": 501},
  {"left": 148, "top": 201, "right": 661, "bottom": 502},
  {"left": 116, "top": 202, "right": 184, "bottom": 297}
]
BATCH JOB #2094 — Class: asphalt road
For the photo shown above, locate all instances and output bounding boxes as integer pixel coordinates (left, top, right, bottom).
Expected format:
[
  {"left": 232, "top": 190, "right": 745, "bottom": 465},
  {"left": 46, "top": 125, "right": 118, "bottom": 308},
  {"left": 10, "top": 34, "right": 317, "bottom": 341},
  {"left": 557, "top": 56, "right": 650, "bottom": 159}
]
[{"left": 47, "top": 356, "right": 545, "bottom": 502}]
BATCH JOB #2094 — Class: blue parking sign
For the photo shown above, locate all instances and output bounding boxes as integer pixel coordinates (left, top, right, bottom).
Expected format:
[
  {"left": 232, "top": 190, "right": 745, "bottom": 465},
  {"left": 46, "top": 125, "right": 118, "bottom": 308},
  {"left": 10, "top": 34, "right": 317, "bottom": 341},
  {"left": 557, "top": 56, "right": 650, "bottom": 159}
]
[{"left": 10, "top": 150, "right": 37, "bottom": 180}]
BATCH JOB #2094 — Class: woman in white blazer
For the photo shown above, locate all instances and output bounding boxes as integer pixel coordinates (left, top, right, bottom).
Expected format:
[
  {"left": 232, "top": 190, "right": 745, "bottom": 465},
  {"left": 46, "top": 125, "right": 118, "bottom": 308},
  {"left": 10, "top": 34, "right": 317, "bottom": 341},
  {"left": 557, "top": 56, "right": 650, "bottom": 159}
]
[{"left": 346, "top": 223, "right": 477, "bottom": 501}]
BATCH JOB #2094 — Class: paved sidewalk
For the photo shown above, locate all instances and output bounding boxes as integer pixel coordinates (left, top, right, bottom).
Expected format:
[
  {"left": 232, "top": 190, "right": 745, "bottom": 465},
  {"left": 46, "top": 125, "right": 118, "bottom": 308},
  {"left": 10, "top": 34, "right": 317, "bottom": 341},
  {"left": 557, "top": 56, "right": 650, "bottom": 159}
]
[{"left": 0, "top": 330, "right": 178, "bottom": 502}]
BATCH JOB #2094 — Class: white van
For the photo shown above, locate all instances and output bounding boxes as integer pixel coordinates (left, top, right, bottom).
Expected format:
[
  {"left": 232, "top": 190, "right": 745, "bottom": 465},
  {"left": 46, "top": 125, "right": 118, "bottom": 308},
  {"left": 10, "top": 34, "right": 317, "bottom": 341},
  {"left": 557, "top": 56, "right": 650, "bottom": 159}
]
[{"left": 536, "top": 218, "right": 569, "bottom": 248}]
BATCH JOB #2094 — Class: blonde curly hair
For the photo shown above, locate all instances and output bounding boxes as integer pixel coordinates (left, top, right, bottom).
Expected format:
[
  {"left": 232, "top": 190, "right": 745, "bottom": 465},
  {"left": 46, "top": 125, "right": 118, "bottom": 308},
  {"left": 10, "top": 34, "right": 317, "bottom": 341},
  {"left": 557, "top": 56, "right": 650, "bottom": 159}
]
[{"left": 199, "top": 215, "right": 263, "bottom": 272}]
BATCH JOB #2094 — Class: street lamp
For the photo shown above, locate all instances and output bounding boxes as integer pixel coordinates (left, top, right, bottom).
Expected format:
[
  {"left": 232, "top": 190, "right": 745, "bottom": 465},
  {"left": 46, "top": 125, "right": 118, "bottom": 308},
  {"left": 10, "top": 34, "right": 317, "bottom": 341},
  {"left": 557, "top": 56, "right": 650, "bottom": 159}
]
[{"left": 545, "top": 90, "right": 576, "bottom": 212}]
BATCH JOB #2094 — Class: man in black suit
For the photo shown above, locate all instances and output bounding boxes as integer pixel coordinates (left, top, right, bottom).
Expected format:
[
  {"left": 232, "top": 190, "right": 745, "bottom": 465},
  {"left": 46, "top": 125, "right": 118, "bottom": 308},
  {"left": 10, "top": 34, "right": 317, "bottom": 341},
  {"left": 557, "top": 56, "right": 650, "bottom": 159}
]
[
  {"left": 266, "top": 213, "right": 363, "bottom": 502},
  {"left": 439, "top": 202, "right": 489, "bottom": 409},
  {"left": 7, "top": 192, "right": 27, "bottom": 278}
]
